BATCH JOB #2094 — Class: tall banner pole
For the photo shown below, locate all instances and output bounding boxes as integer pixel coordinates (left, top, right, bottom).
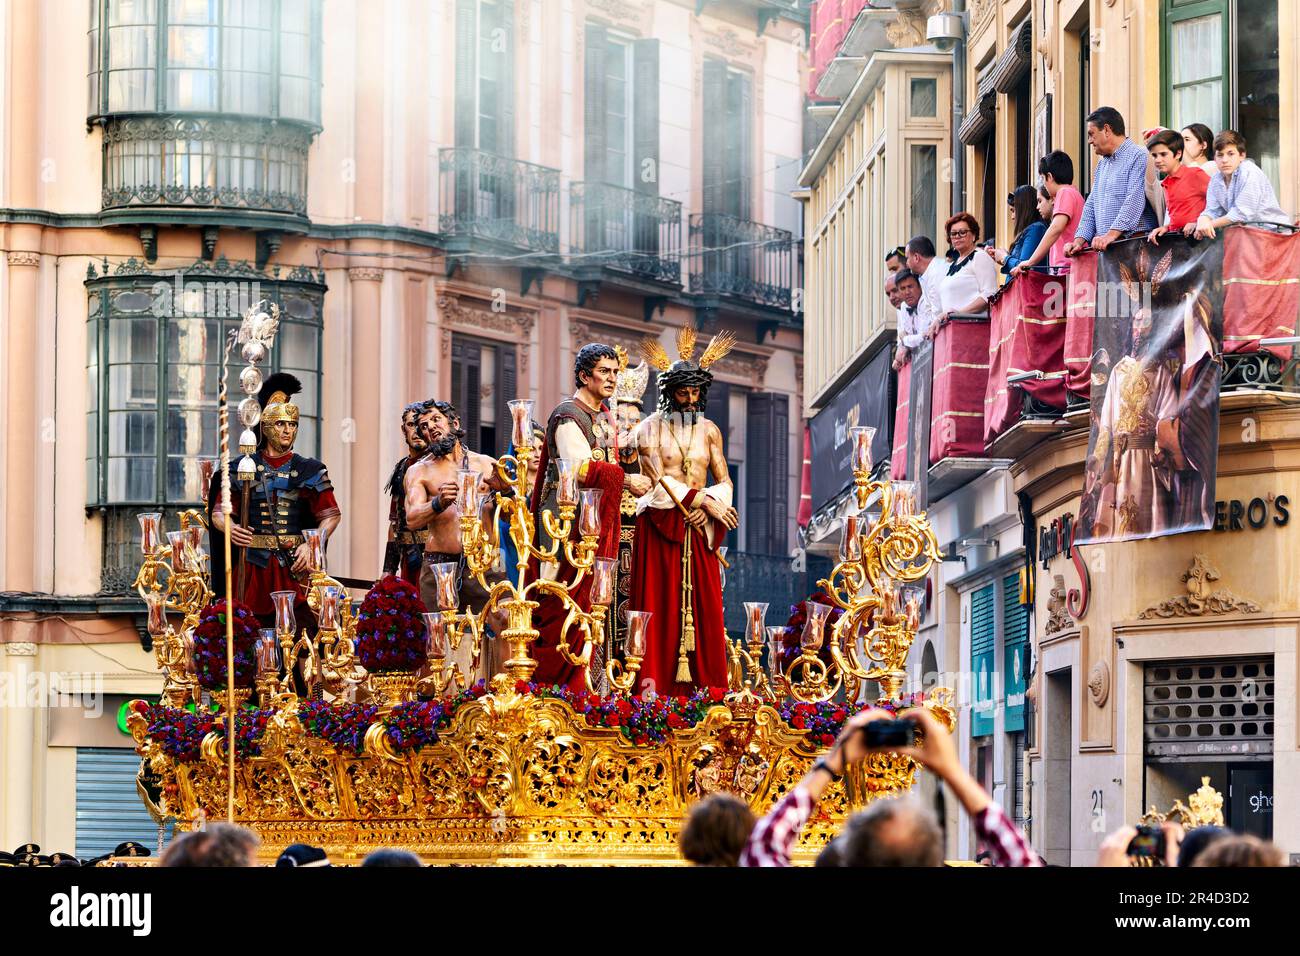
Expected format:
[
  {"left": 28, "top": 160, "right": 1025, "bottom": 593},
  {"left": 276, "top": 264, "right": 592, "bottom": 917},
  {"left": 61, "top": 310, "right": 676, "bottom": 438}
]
[{"left": 219, "top": 329, "right": 238, "bottom": 823}]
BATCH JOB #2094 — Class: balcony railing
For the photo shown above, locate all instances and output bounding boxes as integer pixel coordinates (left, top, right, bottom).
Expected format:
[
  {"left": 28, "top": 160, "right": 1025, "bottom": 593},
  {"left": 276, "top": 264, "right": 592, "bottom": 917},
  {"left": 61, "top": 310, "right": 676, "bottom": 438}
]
[
  {"left": 688, "top": 213, "right": 795, "bottom": 311},
  {"left": 569, "top": 182, "right": 682, "bottom": 285},
  {"left": 438, "top": 148, "right": 560, "bottom": 254}
]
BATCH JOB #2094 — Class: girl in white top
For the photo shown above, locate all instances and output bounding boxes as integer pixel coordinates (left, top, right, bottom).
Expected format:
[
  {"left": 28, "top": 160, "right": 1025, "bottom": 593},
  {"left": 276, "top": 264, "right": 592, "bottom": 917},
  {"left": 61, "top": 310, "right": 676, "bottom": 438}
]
[{"left": 932, "top": 213, "right": 999, "bottom": 334}]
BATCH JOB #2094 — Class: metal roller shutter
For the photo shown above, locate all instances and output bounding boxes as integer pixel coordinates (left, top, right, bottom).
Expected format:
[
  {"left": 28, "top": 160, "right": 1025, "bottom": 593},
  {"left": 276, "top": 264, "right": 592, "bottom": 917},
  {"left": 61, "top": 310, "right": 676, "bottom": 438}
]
[
  {"left": 75, "top": 748, "right": 164, "bottom": 858},
  {"left": 1144, "top": 659, "right": 1275, "bottom": 761}
]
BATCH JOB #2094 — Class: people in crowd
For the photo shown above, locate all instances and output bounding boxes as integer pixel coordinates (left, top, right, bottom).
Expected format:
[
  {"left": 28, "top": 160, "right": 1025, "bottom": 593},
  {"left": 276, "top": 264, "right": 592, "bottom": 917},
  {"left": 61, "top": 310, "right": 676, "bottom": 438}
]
[
  {"left": 361, "top": 849, "right": 424, "bottom": 867},
  {"left": 904, "top": 234, "right": 946, "bottom": 332},
  {"left": 1145, "top": 128, "right": 1210, "bottom": 242},
  {"left": 1013, "top": 150, "right": 1085, "bottom": 276},
  {"left": 740, "top": 707, "right": 1041, "bottom": 867},
  {"left": 679, "top": 793, "right": 757, "bottom": 866},
  {"left": 1195, "top": 129, "right": 1292, "bottom": 238},
  {"left": 1065, "top": 107, "right": 1159, "bottom": 255},
  {"left": 1177, "top": 825, "right": 1230, "bottom": 866},
  {"left": 991, "top": 186, "right": 1049, "bottom": 275},
  {"left": 893, "top": 269, "right": 926, "bottom": 370},
  {"left": 1181, "top": 123, "right": 1218, "bottom": 175},
  {"left": 933, "top": 213, "right": 999, "bottom": 328},
  {"left": 885, "top": 246, "right": 907, "bottom": 273},
  {"left": 1192, "top": 834, "right": 1286, "bottom": 867},
  {"left": 275, "top": 843, "right": 332, "bottom": 867},
  {"left": 1140, "top": 126, "right": 1170, "bottom": 226},
  {"left": 160, "top": 823, "right": 260, "bottom": 867}
]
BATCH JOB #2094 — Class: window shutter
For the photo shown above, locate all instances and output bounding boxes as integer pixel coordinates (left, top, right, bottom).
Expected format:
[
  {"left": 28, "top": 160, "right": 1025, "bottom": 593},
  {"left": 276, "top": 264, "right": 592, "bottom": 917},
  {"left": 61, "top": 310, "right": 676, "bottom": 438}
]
[
  {"left": 454, "top": 0, "right": 477, "bottom": 147},
  {"left": 451, "top": 336, "right": 483, "bottom": 452},
  {"left": 745, "top": 391, "right": 788, "bottom": 555},
  {"left": 496, "top": 343, "right": 518, "bottom": 452},
  {"left": 496, "top": 0, "right": 515, "bottom": 158},
  {"left": 770, "top": 392, "right": 789, "bottom": 552},
  {"left": 633, "top": 38, "right": 659, "bottom": 195},
  {"left": 728, "top": 70, "right": 754, "bottom": 220},
  {"left": 701, "top": 58, "right": 726, "bottom": 214},
  {"left": 970, "top": 583, "right": 997, "bottom": 737},
  {"left": 584, "top": 23, "right": 608, "bottom": 183}
]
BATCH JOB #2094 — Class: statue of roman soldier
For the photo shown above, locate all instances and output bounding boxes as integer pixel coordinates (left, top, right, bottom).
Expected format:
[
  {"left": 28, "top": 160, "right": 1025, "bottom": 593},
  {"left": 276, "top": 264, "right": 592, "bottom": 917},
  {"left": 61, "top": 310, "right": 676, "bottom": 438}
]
[
  {"left": 632, "top": 328, "right": 739, "bottom": 695},
  {"left": 527, "top": 344, "right": 653, "bottom": 688},
  {"left": 207, "top": 373, "right": 342, "bottom": 629},
  {"left": 383, "top": 400, "right": 431, "bottom": 583}
]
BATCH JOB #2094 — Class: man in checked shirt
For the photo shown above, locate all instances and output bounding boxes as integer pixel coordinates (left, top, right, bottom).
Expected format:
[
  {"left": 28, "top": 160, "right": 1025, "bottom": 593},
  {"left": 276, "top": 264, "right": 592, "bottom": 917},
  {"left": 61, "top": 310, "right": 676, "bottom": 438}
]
[
  {"left": 1064, "top": 106, "right": 1160, "bottom": 256},
  {"left": 740, "top": 707, "right": 1042, "bottom": 867}
]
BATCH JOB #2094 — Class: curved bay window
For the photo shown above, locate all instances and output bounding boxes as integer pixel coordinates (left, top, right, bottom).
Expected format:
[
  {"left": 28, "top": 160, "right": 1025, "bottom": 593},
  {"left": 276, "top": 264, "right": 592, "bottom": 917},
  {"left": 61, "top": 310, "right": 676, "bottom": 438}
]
[
  {"left": 86, "top": 265, "right": 325, "bottom": 589},
  {"left": 89, "top": 0, "right": 322, "bottom": 218}
]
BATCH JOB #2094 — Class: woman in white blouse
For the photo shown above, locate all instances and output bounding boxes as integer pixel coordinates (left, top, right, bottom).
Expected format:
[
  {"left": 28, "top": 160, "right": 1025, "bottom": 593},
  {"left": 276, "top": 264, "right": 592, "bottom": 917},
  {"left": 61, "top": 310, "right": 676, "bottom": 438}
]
[{"left": 931, "top": 211, "right": 999, "bottom": 335}]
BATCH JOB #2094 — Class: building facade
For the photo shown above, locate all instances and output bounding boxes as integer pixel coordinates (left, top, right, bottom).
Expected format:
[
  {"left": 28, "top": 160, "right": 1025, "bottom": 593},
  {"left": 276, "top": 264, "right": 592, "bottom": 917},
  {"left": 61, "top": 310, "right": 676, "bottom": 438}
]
[{"left": 0, "top": 0, "right": 809, "bottom": 854}]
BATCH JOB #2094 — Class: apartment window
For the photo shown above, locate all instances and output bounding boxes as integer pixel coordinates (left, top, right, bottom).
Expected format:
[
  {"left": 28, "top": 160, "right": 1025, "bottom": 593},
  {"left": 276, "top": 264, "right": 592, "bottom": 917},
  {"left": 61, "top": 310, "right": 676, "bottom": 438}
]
[
  {"left": 910, "top": 77, "right": 938, "bottom": 118},
  {"left": 703, "top": 59, "right": 753, "bottom": 218},
  {"left": 745, "top": 392, "right": 790, "bottom": 555},
  {"left": 454, "top": 0, "right": 515, "bottom": 154},
  {"left": 449, "top": 334, "right": 518, "bottom": 456},
  {"left": 909, "top": 144, "right": 938, "bottom": 247},
  {"left": 1078, "top": 23, "right": 1091, "bottom": 195},
  {"left": 87, "top": 0, "right": 322, "bottom": 123}
]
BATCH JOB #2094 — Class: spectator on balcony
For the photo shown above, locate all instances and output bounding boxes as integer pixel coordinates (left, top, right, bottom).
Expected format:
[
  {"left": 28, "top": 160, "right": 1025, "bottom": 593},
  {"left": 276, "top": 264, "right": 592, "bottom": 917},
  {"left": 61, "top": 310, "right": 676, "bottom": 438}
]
[
  {"left": 886, "top": 246, "right": 907, "bottom": 273},
  {"left": 1146, "top": 129, "right": 1210, "bottom": 244},
  {"left": 893, "top": 269, "right": 926, "bottom": 370},
  {"left": 931, "top": 213, "right": 998, "bottom": 331},
  {"left": 991, "top": 186, "right": 1049, "bottom": 276},
  {"left": 1181, "top": 123, "right": 1218, "bottom": 175},
  {"left": 1195, "top": 130, "right": 1292, "bottom": 239},
  {"left": 904, "top": 235, "right": 946, "bottom": 332},
  {"left": 1012, "top": 150, "right": 1085, "bottom": 277},
  {"left": 1065, "top": 107, "right": 1159, "bottom": 256}
]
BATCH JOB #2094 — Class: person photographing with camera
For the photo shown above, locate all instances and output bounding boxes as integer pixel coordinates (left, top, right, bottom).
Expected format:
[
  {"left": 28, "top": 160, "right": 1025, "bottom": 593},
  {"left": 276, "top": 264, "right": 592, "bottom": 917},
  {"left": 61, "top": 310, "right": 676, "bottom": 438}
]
[{"left": 740, "top": 707, "right": 1042, "bottom": 866}]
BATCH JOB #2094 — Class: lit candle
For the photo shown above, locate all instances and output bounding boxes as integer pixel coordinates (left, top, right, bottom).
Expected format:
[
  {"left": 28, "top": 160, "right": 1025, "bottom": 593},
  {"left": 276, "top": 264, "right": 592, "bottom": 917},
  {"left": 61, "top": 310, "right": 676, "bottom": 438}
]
[
  {"left": 578, "top": 488, "right": 603, "bottom": 538},
  {"left": 743, "top": 602, "right": 768, "bottom": 644},
  {"left": 432, "top": 562, "right": 459, "bottom": 611},
  {"left": 138, "top": 513, "right": 161, "bottom": 554},
  {"left": 554, "top": 458, "right": 578, "bottom": 507},
  {"left": 302, "top": 529, "right": 325, "bottom": 572},
  {"left": 590, "top": 556, "right": 616, "bottom": 606},
  {"left": 802, "top": 602, "right": 831, "bottom": 651},
  {"left": 423, "top": 612, "right": 448, "bottom": 658},
  {"left": 144, "top": 590, "right": 167, "bottom": 636},
  {"left": 271, "top": 590, "right": 297, "bottom": 635},
  {"left": 839, "top": 514, "right": 862, "bottom": 563},
  {"left": 624, "top": 610, "right": 652, "bottom": 658},
  {"left": 849, "top": 425, "right": 877, "bottom": 474},
  {"left": 509, "top": 399, "right": 535, "bottom": 450}
]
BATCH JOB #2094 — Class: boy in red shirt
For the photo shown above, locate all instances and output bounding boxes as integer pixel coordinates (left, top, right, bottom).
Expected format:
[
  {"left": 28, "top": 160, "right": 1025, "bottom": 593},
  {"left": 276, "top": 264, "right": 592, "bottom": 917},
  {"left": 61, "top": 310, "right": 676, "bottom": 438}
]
[{"left": 1146, "top": 128, "right": 1210, "bottom": 242}]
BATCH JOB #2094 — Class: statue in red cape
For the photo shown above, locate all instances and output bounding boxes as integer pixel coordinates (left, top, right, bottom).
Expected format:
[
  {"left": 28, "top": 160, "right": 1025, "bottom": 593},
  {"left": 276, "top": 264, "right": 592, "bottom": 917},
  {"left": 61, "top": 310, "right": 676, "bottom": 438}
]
[
  {"left": 631, "top": 328, "right": 740, "bottom": 696},
  {"left": 527, "top": 344, "right": 653, "bottom": 688}
]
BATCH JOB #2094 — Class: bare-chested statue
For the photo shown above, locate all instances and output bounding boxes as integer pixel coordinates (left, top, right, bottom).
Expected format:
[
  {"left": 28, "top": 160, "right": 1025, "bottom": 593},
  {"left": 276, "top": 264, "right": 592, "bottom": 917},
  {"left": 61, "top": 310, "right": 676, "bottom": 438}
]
[
  {"left": 631, "top": 328, "right": 740, "bottom": 695},
  {"left": 404, "top": 400, "right": 502, "bottom": 680}
]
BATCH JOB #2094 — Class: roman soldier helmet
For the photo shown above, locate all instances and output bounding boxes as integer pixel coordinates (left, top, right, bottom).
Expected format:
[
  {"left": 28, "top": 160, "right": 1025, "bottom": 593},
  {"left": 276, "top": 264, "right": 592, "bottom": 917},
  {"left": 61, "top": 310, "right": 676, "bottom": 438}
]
[
  {"left": 258, "top": 372, "right": 302, "bottom": 443},
  {"left": 612, "top": 345, "right": 650, "bottom": 407},
  {"left": 640, "top": 326, "right": 736, "bottom": 416}
]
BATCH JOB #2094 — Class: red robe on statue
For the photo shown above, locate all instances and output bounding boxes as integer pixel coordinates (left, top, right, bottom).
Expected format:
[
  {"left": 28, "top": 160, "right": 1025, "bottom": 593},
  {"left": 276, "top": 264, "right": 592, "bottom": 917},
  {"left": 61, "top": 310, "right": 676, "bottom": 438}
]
[{"left": 631, "top": 492, "right": 729, "bottom": 697}]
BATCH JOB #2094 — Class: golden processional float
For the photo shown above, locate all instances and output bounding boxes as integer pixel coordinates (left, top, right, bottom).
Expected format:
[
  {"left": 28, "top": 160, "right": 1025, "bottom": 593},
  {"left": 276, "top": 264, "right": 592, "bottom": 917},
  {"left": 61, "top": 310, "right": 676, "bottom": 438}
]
[{"left": 126, "top": 303, "right": 954, "bottom": 864}]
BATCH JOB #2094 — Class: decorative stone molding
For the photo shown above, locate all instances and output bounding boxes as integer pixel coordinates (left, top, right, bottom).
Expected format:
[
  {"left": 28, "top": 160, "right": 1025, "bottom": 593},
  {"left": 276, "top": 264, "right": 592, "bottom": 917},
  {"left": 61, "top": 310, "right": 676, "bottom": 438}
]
[
  {"left": 1088, "top": 660, "right": 1110, "bottom": 707},
  {"left": 1037, "top": 0, "right": 1056, "bottom": 70},
  {"left": 568, "top": 320, "right": 649, "bottom": 360},
  {"left": 1138, "top": 554, "right": 1262, "bottom": 619},
  {"left": 1045, "top": 574, "right": 1073, "bottom": 635},
  {"left": 441, "top": 329, "right": 453, "bottom": 359},
  {"left": 794, "top": 356, "right": 804, "bottom": 396},
  {"left": 887, "top": 11, "right": 928, "bottom": 48},
  {"left": 969, "top": 0, "right": 996, "bottom": 30},
  {"left": 712, "top": 350, "right": 771, "bottom": 387},
  {"left": 585, "top": 0, "right": 646, "bottom": 30},
  {"left": 4, "top": 642, "right": 38, "bottom": 656},
  {"left": 348, "top": 266, "right": 385, "bottom": 282},
  {"left": 703, "top": 27, "right": 756, "bottom": 60},
  {"left": 6, "top": 251, "right": 40, "bottom": 268},
  {"left": 439, "top": 294, "right": 536, "bottom": 339}
]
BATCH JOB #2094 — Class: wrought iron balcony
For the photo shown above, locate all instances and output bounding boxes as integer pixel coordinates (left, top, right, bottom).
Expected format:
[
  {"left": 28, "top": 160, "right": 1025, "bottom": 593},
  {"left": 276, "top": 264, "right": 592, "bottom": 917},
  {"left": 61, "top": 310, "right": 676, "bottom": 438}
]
[
  {"left": 100, "top": 115, "right": 312, "bottom": 223},
  {"left": 569, "top": 181, "right": 682, "bottom": 285},
  {"left": 688, "top": 213, "right": 795, "bottom": 311},
  {"left": 721, "top": 550, "right": 832, "bottom": 636},
  {"left": 439, "top": 148, "right": 560, "bottom": 255}
]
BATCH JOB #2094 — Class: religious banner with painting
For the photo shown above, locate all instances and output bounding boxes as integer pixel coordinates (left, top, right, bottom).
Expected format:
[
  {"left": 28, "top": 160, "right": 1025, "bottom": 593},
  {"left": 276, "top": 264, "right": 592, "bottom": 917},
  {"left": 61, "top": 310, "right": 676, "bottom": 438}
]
[{"left": 1076, "top": 236, "right": 1225, "bottom": 544}]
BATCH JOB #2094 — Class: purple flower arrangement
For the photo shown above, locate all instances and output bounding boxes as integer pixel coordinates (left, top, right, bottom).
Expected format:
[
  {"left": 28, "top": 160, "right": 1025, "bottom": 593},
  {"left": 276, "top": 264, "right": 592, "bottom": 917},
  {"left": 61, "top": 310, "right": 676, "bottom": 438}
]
[
  {"left": 191, "top": 598, "right": 260, "bottom": 690},
  {"left": 140, "top": 702, "right": 273, "bottom": 760},
  {"left": 354, "top": 574, "right": 429, "bottom": 673},
  {"left": 298, "top": 698, "right": 380, "bottom": 755}
]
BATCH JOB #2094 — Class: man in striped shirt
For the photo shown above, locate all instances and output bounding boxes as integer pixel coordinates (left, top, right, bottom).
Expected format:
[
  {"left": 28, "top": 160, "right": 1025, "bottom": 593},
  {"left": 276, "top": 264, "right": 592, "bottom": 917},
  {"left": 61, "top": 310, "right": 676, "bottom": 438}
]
[
  {"left": 1194, "top": 129, "right": 1292, "bottom": 239},
  {"left": 740, "top": 706, "right": 1042, "bottom": 867},
  {"left": 1065, "top": 106, "right": 1159, "bottom": 256}
]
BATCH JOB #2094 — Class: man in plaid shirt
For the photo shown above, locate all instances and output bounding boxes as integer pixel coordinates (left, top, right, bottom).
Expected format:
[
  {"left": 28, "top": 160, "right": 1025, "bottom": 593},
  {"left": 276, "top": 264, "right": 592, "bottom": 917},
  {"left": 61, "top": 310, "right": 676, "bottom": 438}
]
[
  {"left": 1064, "top": 106, "right": 1159, "bottom": 256},
  {"left": 740, "top": 707, "right": 1042, "bottom": 867}
]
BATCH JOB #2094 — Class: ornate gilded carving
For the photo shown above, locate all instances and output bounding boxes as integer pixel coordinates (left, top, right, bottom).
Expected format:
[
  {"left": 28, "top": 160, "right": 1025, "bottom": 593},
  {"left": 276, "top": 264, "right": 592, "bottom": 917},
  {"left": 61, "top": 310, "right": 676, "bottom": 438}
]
[
  {"left": 1138, "top": 554, "right": 1262, "bottom": 619},
  {"left": 1141, "top": 776, "right": 1225, "bottom": 828},
  {"left": 1087, "top": 659, "right": 1110, "bottom": 707}
]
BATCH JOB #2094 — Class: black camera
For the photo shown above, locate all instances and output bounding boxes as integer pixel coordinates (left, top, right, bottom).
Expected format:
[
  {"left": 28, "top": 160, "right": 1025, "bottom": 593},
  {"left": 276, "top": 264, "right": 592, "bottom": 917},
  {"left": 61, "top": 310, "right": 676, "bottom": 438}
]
[
  {"left": 861, "top": 718, "right": 916, "bottom": 748},
  {"left": 1127, "top": 824, "right": 1166, "bottom": 861}
]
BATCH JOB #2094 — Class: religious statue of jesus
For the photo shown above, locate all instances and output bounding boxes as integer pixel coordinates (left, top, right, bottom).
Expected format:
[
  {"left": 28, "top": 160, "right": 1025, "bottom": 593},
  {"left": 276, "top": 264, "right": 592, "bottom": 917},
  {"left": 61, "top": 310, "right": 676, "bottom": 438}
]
[{"left": 631, "top": 328, "right": 740, "bottom": 695}]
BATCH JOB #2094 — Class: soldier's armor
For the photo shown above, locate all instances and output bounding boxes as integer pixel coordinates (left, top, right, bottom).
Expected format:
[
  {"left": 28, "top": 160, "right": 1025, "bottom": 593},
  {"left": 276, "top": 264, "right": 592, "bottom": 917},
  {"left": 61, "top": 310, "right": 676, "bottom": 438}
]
[{"left": 239, "top": 453, "right": 333, "bottom": 567}]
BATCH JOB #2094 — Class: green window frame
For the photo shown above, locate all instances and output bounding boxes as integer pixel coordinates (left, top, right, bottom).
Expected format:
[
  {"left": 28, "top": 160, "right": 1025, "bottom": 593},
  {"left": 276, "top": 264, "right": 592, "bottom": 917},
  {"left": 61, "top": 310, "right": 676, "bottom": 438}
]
[
  {"left": 1161, "top": 0, "right": 1229, "bottom": 136},
  {"left": 971, "top": 583, "right": 997, "bottom": 738},
  {"left": 1002, "top": 572, "right": 1030, "bottom": 733}
]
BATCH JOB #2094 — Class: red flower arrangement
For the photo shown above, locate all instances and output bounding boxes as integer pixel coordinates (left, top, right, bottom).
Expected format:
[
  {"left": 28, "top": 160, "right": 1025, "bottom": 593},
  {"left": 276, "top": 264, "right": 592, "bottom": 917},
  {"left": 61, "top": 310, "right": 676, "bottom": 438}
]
[
  {"left": 355, "top": 574, "right": 429, "bottom": 673},
  {"left": 191, "top": 598, "right": 259, "bottom": 691},
  {"left": 775, "top": 592, "right": 843, "bottom": 674}
]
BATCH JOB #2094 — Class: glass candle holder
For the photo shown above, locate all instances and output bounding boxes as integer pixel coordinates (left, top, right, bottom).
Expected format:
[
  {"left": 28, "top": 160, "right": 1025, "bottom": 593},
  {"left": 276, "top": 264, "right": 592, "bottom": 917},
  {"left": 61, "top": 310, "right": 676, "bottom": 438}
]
[
  {"left": 891, "top": 481, "right": 918, "bottom": 520},
  {"left": 849, "top": 425, "right": 877, "bottom": 474},
  {"left": 144, "top": 590, "right": 167, "bottom": 636},
  {"left": 743, "top": 602, "right": 768, "bottom": 644},
  {"left": 431, "top": 562, "right": 459, "bottom": 611},
  {"left": 878, "top": 575, "right": 898, "bottom": 620},
  {"left": 302, "top": 529, "right": 325, "bottom": 572},
  {"left": 166, "top": 530, "right": 188, "bottom": 571},
  {"left": 422, "top": 612, "right": 448, "bottom": 658},
  {"left": 624, "top": 610, "right": 652, "bottom": 658},
  {"left": 902, "top": 586, "right": 923, "bottom": 631},
  {"left": 554, "top": 458, "right": 578, "bottom": 507},
  {"left": 197, "top": 458, "right": 217, "bottom": 494},
  {"left": 456, "top": 469, "right": 481, "bottom": 514},
  {"left": 185, "top": 523, "right": 206, "bottom": 563},
  {"left": 256, "top": 629, "right": 281, "bottom": 675},
  {"left": 138, "top": 512, "right": 162, "bottom": 554},
  {"left": 590, "top": 556, "right": 616, "bottom": 606},
  {"left": 181, "top": 629, "right": 196, "bottom": 675},
  {"left": 767, "top": 626, "right": 787, "bottom": 676},
  {"left": 317, "top": 587, "right": 344, "bottom": 630},
  {"left": 839, "top": 514, "right": 863, "bottom": 563},
  {"left": 802, "top": 602, "right": 832, "bottom": 651},
  {"left": 270, "top": 590, "right": 297, "bottom": 635},
  {"left": 578, "top": 488, "right": 603, "bottom": 538},
  {"left": 509, "top": 399, "right": 535, "bottom": 450}
]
